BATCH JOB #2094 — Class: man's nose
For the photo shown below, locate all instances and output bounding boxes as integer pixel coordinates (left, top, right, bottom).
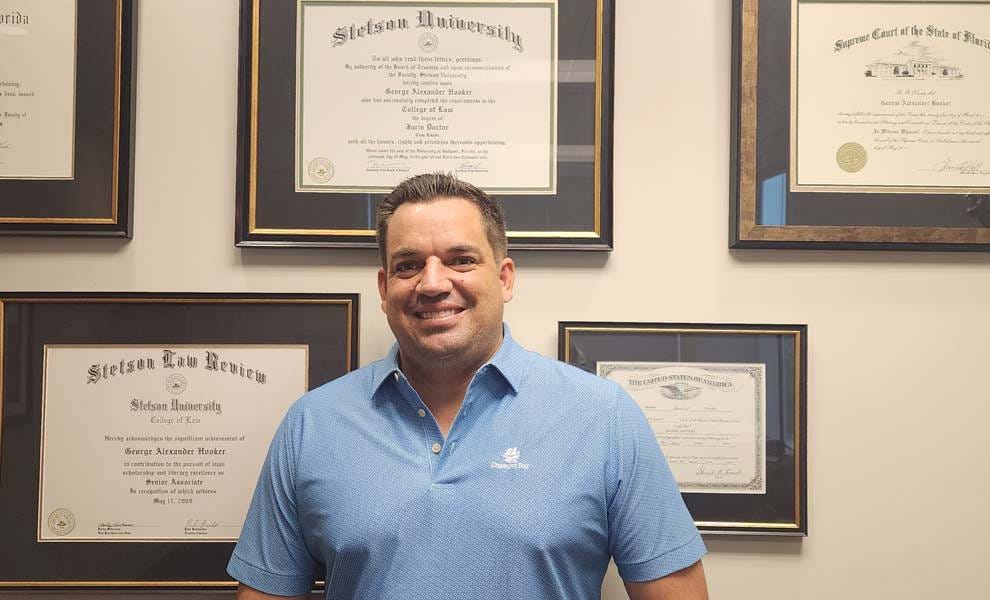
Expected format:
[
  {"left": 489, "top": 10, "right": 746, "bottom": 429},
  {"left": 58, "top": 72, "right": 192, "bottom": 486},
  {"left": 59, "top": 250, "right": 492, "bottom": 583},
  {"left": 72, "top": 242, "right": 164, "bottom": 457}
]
[{"left": 416, "top": 257, "right": 453, "bottom": 296}]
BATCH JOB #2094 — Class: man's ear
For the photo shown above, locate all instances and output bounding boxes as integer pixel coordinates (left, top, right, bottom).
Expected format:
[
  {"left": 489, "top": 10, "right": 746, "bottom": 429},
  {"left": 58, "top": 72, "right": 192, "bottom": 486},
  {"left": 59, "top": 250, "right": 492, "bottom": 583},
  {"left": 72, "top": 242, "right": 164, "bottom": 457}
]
[
  {"left": 377, "top": 267, "right": 388, "bottom": 313},
  {"left": 499, "top": 257, "right": 516, "bottom": 303}
]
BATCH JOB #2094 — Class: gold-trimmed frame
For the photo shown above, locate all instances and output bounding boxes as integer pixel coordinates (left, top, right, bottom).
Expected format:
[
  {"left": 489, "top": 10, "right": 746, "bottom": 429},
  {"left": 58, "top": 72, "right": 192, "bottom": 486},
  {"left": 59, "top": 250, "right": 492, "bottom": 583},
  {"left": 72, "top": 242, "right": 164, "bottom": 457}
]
[
  {"left": 559, "top": 321, "right": 808, "bottom": 536},
  {"left": 236, "top": 0, "right": 613, "bottom": 250},
  {"left": 0, "top": 293, "right": 357, "bottom": 589}
]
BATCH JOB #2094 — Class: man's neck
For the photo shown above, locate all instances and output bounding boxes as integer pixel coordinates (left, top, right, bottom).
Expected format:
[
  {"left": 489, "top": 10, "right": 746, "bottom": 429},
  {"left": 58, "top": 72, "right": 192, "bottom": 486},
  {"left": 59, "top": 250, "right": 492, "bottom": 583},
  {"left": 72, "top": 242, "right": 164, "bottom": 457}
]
[
  {"left": 408, "top": 375, "right": 469, "bottom": 437},
  {"left": 398, "top": 353, "right": 490, "bottom": 437}
]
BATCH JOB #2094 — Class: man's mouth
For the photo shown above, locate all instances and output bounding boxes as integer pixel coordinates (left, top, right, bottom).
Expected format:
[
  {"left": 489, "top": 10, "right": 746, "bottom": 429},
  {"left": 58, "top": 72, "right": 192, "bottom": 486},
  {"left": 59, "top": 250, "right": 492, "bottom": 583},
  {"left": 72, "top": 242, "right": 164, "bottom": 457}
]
[{"left": 416, "top": 308, "right": 464, "bottom": 320}]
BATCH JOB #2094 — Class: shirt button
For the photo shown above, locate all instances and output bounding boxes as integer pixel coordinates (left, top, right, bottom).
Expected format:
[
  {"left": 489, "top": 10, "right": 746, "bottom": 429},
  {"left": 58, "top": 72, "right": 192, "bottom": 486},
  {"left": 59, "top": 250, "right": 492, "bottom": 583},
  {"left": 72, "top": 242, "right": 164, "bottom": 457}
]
[
  {"left": 417, "top": 409, "right": 426, "bottom": 418},
  {"left": 431, "top": 442, "right": 442, "bottom": 454}
]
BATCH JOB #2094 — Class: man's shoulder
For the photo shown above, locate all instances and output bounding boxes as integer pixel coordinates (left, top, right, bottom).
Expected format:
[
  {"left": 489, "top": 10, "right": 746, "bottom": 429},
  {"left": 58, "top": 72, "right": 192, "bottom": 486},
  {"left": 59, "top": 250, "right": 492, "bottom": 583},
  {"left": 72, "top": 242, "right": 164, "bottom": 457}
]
[
  {"left": 289, "top": 359, "right": 382, "bottom": 415},
  {"left": 513, "top": 347, "right": 625, "bottom": 407},
  {"left": 521, "top": 350, "right": 615, "bottom": 385}
]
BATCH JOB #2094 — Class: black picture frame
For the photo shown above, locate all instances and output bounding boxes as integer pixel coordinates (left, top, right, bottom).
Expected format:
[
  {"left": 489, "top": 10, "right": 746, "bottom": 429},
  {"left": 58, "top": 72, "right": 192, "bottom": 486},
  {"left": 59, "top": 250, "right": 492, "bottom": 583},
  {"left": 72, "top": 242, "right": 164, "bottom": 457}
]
[
  {"left": 235, "top": 0, "right": 614, "bottom": 250},
  {"left": 559, "top": 322, "right": 808, "bottom": 536},
  {"left": 0, "top": 293, "right": 359, "bottom": 589},
  {"left": 0, "top": 0, "right": 136, "bottom": 238},
  {"left": 730, "top": 0, "right": 990, "bottom": 251}
]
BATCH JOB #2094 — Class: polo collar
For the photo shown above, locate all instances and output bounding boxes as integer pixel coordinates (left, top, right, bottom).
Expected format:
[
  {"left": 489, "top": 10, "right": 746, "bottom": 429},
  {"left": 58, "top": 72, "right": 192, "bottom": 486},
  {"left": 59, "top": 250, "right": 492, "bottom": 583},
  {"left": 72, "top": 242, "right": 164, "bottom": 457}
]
[{"left": 371, "top": 324, "right": 526, "bottom": 397}]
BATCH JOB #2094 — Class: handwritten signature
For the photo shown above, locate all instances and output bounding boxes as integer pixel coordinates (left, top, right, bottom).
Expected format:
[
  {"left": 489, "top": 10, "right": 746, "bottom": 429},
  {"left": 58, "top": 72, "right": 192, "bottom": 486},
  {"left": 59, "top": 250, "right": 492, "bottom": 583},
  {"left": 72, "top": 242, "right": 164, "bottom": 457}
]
[
  {"left": 367, "top": 160, "right": 408, "bottom": 169},
  {"left": 923, "top": 157, "right": 990, "bottom": 175},
  {"left": 455, "top": 161, "right": 486, "bottom": 172},
  {"left": 0, "top": 142, "right": 10, "bottom": 150},
  {"left": 695, "top": 466, "right": 743, "bottom": 478},
  {"left": 186, "top": 519, "right": 221, "bottom": 528}
]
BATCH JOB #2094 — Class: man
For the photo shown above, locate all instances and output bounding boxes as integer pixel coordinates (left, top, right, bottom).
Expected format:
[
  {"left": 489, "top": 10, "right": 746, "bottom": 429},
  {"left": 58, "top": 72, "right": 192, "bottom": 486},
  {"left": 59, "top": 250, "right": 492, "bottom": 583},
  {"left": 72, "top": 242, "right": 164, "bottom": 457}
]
[{"left": 229, "top": 174, "right": 709, "bottom": 599}]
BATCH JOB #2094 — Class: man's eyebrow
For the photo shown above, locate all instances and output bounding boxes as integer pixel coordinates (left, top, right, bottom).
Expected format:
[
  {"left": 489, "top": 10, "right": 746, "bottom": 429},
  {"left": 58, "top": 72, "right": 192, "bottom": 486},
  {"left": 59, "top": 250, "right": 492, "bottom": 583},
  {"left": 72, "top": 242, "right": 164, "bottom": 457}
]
[
  {"left": 447, "top": 244, "right": 483, "bottom": 255},
  {"left": 389, "top": 244, "right": 483, "bottom": 260},
  {"left": 388, "top": 248, "right": 419, "bottom": 260}
]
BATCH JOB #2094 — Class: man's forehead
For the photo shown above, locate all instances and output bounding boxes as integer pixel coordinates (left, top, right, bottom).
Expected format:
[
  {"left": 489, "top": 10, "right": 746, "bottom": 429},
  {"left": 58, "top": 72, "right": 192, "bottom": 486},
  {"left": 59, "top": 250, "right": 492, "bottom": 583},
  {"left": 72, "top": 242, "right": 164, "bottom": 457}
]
[
  {"left": 391, "top": 195, "right": 479, "bottom": 219},
  {"left": 386, "top": 197, "right": 490, "bottom": 251}
]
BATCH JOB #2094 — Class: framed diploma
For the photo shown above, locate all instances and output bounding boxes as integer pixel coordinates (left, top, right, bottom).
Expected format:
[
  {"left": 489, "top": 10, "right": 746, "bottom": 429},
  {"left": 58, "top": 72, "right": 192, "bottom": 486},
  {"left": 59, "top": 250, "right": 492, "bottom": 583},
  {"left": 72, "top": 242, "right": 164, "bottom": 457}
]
[
  {"left": 731, "top": 0, "right": 990, "bottom": 250},
  {"left": 559, "top": 322, "right": 808, "bottom": 536},
  {"left": 0, "top": 293, "right": 358, "bottom": 588},
  {"left": 0, "top": 0, "right": 135, "bottom": 238},
  {"left": 235, "top": 0, "right": 613, "bottom": 250}
]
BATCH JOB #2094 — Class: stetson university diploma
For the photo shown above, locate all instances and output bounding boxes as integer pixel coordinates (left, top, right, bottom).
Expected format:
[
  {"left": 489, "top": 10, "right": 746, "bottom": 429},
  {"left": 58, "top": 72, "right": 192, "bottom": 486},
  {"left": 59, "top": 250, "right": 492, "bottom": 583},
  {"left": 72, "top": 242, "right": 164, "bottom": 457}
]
[{"left": 295, "top": 0, "right": 557, "bottom": 193}]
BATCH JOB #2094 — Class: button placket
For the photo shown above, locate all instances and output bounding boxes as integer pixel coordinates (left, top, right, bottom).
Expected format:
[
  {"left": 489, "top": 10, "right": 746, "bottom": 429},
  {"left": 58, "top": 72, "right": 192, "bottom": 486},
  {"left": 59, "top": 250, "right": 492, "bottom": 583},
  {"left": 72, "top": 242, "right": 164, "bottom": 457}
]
[{"left": 392, "top": 372, "right": 443, "bottom": 475}]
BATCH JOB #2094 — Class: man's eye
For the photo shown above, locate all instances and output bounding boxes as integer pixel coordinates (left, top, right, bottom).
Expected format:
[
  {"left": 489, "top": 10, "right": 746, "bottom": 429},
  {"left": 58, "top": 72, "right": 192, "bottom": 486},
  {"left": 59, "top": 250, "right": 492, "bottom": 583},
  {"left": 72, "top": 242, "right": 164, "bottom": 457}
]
[
  {"left": 451, "top": 256, "right": 477, "bottom": 267},
  {"left": 394, "top": 262, "right": 420, "bottom": 275}
]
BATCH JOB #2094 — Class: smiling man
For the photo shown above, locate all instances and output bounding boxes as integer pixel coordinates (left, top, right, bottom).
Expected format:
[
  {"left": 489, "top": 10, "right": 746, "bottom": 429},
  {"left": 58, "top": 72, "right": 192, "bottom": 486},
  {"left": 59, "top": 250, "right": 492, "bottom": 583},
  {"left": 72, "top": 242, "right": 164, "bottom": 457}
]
[{"left": 228, "top": 174, "right": 708, "bottom": 600}]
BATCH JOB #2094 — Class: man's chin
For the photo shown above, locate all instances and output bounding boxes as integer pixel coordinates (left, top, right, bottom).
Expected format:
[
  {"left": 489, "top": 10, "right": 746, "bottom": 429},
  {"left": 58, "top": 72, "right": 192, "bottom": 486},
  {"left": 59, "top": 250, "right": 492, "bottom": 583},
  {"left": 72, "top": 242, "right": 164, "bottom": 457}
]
[
  {"left": 401, "top": 333, "right": 478, "bottom": 362},
  {"left": 414, "top": 337, "right": 467, "bottom": 360}
]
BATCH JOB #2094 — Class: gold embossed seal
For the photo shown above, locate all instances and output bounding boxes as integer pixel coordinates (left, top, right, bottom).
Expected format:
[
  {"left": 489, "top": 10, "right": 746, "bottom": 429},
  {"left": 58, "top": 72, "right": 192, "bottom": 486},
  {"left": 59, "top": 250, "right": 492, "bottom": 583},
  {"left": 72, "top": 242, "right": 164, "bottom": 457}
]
[
  {"left": 48, "top": 508, "right": 76, "bottom": 536},
  {"left": 307, "top": 158, "right": 334, "bottom": 183},
  {"left": 836, "top": 142, "right": 867, "bottom": 173}
]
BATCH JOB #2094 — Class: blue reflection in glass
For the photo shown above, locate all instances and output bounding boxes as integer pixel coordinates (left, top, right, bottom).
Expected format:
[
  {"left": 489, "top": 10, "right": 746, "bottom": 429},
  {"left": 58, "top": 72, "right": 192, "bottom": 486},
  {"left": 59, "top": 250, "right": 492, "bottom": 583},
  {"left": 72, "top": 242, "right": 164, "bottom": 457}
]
[{"left": 759, "top": 172, "right": 787, "bottom": 225}]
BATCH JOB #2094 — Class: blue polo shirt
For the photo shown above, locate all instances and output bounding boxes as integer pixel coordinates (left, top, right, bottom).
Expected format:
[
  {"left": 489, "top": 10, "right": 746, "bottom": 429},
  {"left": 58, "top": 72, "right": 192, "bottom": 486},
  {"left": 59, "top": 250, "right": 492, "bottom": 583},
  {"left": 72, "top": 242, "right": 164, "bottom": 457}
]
[{"left": 228, "top": 327, "right": 705, "bottom": 599}]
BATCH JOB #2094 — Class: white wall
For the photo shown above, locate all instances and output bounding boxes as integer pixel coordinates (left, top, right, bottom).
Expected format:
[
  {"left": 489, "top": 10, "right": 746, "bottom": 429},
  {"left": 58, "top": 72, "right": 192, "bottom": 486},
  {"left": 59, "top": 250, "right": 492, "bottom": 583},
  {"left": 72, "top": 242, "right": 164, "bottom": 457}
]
[{"left": 1, "top": 1, "right": 988, "bottom": 598}]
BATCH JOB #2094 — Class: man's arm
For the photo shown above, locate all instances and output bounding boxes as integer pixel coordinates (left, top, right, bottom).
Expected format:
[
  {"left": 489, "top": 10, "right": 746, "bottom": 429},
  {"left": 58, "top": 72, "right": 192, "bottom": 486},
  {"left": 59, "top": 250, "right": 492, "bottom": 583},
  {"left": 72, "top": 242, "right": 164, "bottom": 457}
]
[
  {"left": 236, "top": 582, "right": 309, "bottom": 600},
  {"left": 623, "top": 560, "right": 709, "bottom": 600}
]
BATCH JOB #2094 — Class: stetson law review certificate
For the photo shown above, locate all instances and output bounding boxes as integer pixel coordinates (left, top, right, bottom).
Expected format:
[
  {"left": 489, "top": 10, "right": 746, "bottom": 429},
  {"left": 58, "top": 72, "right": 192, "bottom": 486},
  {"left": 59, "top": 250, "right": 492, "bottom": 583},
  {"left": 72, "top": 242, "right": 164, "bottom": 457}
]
[
  {"left": 38, "top": 345, "right": 307, "bottom": 541},
  {"left": 599, "top": 361, "right": 767, "bottom": 494},
  {"left": 0, "top": 0, "right": 75, "bottom": 179}
]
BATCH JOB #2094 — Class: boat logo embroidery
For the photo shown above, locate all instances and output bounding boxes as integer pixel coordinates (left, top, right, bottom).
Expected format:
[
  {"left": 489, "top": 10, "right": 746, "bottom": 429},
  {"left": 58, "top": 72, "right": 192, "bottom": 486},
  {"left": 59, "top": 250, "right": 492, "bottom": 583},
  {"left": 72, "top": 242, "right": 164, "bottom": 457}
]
[{"left": 491, "top": 447, "right": 529, "bottom": 470}]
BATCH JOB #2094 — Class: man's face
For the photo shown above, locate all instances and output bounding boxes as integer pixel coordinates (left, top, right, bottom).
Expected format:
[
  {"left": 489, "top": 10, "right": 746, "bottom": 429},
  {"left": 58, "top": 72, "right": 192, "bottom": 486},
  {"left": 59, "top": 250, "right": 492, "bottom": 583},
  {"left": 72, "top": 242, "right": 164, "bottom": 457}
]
[{"left": 377, "top": 197, "right": 515, "bottom": 372}]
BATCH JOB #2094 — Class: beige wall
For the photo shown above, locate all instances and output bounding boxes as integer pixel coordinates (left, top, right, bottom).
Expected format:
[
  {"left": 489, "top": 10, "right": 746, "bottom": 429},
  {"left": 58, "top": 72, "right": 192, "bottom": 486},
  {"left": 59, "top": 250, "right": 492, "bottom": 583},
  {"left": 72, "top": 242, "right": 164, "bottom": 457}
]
[{"left": 2, "top": 1, "right": 988, "bottom": 598}]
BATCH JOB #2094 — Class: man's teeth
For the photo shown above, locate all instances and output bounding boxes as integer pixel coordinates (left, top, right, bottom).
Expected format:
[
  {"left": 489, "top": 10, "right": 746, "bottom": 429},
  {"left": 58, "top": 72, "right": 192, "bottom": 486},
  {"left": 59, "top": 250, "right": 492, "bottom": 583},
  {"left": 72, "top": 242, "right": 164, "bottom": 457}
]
[{"left": 419, "top": 309, "right": 460, "bottom": 319}]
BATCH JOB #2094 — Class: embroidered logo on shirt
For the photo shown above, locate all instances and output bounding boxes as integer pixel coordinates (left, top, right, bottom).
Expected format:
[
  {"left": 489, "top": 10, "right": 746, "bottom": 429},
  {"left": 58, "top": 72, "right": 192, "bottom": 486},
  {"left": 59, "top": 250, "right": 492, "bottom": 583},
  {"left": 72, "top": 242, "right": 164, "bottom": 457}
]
[{"left": 491, "top": 447, "right": 529, "bottom": 470}]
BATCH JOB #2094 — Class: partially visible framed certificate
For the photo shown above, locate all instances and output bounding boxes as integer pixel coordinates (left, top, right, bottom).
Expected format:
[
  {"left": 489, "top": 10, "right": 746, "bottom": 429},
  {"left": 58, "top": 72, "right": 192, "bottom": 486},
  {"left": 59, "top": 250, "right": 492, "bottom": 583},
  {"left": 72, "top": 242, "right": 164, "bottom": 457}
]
[
  {"left": 731, "top": 0, "right": 990, "bottom": 250},
  {"left": 0, "top": 0, "right": 76, "bottom": 180},
  {"left": 0, "top": 293, "right": 358, "bottom": 588},
  {"left": 792, "top": 1, "right": 990, "bottom": 193},
  {"left": 560, "top": 322, "right": 808, "bottom": 536},
  {"left": 236, "top": 0, "right": 613, "bottom": 250},
  {"left": 0, "top": 0, "right": 135, "bottom": 237}
]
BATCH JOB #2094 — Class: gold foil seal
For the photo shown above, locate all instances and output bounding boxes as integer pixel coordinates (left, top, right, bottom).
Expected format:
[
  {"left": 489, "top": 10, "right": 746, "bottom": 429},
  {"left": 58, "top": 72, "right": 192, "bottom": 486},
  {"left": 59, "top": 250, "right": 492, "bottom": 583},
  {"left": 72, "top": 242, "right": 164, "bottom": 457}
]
[{"left": 836, "top": 142, "right": 867, "bottom": 173}]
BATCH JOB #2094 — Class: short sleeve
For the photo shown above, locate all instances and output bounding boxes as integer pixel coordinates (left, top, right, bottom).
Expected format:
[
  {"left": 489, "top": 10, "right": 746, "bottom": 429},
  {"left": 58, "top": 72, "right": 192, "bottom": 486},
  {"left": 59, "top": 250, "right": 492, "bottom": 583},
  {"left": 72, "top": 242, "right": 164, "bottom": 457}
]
[
  {"left": 606, "top": 389, "right": 706, "bottom": 582},
  {"left": 227, "top": 410, "right": 319, "bottom": 595}
]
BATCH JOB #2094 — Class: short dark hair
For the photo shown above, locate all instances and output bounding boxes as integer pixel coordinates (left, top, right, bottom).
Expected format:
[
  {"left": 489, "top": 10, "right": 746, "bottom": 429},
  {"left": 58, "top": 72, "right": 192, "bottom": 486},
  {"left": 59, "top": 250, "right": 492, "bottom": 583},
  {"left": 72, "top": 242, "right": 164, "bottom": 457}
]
[{"left": 376, "top": 173, "right": 508, "bottom": 266}]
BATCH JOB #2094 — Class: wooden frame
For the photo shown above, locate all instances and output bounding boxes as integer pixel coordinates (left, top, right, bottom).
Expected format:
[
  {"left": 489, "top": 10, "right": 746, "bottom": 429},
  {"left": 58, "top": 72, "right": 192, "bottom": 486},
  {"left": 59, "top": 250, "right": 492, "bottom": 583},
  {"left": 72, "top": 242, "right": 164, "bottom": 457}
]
[{"left": 731, "top": 0, "right": 990, "bottom": 251}]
